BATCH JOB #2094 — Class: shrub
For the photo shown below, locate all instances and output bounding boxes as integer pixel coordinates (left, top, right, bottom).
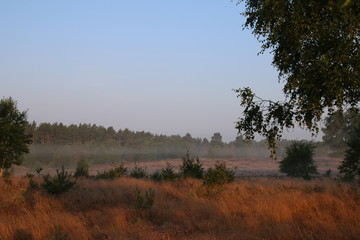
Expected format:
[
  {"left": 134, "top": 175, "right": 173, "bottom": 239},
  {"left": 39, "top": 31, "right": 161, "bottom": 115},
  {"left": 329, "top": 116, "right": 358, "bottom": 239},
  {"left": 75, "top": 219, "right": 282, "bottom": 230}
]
[
  {"left": 279, "top": 141, "right": 318, "bottom": 179},
  {"left": 150, "top": 171, "right": 162, "bottom": 182},
  {"left": 26, "top": 172, "right": 38, "bottom": 189},
  {"left": 42, "top": 166, "right": 76, "bottom": 194},
  {"left": 204, "top": 161, "right": 235, "bottom": 186},
  {"left": 74, "top": 159, "right": 89, "bottom": 177},
  {"left": 180, "top": 151, "right": 204, "bottom": 179},
  {"left": 151, "top": 162, "right": 178, "bottom": 182},
  {"left": 26, "top": 167, "right": 42, "bottom": 189},
  {"left": 134, "top": 187, "right": 155, "bottom": 210},
  {"left": 130, "top": 163, "right": 147, "bottom": 179},
  {"left": 338, "top": 126, "right": 360, "bottom": 181},
  {"left": 95, "top": 163, "right": 127, "bottom": 180}
]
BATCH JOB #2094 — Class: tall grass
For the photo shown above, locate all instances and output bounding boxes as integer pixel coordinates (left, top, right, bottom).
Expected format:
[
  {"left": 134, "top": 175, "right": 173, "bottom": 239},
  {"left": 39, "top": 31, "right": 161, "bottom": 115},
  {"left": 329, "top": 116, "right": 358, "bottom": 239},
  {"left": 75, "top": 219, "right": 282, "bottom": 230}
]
[{"left": 1, "top": 177, "right": 359, "bottom": 239}]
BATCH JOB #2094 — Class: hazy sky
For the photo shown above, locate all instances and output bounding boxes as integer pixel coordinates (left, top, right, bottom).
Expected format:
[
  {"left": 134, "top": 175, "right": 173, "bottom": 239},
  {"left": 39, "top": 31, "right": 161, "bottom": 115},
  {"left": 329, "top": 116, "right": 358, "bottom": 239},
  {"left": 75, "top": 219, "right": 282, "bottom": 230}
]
[{"left": 0, "top": 1, "right": 321, "bottom": 142}]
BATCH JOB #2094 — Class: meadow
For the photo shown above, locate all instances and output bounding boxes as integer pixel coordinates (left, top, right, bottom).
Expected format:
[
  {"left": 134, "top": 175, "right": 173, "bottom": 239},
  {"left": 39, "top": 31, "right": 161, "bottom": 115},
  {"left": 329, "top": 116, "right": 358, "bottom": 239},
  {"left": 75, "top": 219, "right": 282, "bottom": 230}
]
[{"left": 1, "top": 174, "right": 359, "bottom": 240}]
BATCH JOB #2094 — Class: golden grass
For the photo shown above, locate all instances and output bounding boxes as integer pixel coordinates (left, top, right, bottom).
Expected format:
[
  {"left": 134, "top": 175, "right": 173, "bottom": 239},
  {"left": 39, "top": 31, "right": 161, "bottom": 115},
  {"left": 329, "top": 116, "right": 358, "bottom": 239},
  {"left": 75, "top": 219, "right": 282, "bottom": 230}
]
[{"left": 1, "top": 177, "right": 359, "bottom": 240}]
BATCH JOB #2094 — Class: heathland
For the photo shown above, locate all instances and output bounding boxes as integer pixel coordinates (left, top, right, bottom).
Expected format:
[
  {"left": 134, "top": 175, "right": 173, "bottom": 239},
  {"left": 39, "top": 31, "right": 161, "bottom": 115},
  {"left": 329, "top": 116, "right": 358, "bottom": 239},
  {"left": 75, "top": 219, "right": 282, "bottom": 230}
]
[{"left": 1, "top": 176, "right": 359, "bottom": 240}]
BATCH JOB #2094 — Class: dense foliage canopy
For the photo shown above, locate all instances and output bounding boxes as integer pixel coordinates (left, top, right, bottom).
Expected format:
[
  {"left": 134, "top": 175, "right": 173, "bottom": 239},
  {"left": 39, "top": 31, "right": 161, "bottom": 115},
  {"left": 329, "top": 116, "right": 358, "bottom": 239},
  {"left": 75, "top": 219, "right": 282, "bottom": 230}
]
[
  {"left": 0, "top": 97, "right": 32, "bottom": 176},
  {"left": 338, "top": 126, "right": 360, "bottom": 180},
  {"left": 322, "top": 108, "right": 360, "bottom": 151},
  {"left": 235, "top": 0, "right": 359, "bottom": 156},
  {"left": 279, "top": 141, "right": 318, "bottom": 179}
]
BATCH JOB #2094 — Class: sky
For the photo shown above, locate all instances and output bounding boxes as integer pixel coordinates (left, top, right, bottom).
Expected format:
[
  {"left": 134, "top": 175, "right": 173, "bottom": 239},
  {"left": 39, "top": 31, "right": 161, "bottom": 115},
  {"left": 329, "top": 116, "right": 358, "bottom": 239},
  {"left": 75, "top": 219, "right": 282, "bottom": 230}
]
[{"left": 0, "top": 0, "right": 322, "bottom": 142}]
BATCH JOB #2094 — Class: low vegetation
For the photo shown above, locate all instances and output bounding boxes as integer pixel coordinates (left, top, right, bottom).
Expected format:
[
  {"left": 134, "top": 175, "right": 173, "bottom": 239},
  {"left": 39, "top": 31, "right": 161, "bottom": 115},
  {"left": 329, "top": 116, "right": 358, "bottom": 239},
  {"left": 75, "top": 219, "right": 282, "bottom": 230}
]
[
  {"left": 203, "top": 161, "right": 235, "bottom": 186},
  {"left": 42, "top": 166, "right": 76, "bottom": 194},
  {"left": 180, "top": 151, "right": 204, "bottom": 179},
  {"left": 129, "top": 163, "right": 147, "bottom": 179},
  {"left": 95, "top": 163, "right": 127, "bottom": 180},
  {"left": 1, "top": 176, "right": 360, "bottom": 240},
  {"left": 74, "top": 159, "right": 89, "bottom": 178},
  {"left": 151, "top": 162, "right": 179, "bottom": 182}
]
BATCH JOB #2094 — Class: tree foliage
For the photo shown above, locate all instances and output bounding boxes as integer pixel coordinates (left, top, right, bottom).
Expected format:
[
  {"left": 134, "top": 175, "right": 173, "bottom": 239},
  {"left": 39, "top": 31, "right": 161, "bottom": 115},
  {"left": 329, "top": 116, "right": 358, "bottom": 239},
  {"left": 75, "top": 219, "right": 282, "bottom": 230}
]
[
  {"left": 322, "top": 108, "right": 360, "bottom": 151},
  {"left": 203, "top": 161, "right": 235, "bottom": 186},
  {"left": 279, "top": 141, "right": 318, "bottom": 179},
  {"left": 42, "top": 166, "right": 76, "bottom": 194},
  {"left": 74, "top": 158, "right": 89, "bottom": 177},
  {"left": 0, "top": 97, "right": 32, "bottom": 176},
  {"left": 338, "top": 126, "right": 360, "bottom": 181},
  {"left": 180, "top": 151, "right": 204, "bottom": 179},
  {"left": 235, "top": 0, "right": 360, "bottom": 156}
]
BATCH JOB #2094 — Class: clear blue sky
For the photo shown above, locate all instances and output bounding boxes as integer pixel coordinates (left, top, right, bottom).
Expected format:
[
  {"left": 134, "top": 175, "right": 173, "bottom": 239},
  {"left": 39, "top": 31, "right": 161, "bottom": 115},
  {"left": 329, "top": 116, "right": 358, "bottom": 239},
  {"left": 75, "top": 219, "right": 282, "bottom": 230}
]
[{"left": 0, "top": 0, "right": 320, "bottom": 142}]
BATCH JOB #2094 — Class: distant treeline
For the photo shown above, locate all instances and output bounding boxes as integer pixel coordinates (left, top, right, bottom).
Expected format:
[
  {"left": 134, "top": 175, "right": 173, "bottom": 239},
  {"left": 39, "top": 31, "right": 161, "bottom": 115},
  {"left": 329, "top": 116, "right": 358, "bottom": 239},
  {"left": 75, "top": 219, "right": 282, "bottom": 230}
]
[
  {"left": 24, "top": 122, "right": 307, "bottom": 168},
  {"left": 27, "top": 122, "right": 226, "bottom": 147}
]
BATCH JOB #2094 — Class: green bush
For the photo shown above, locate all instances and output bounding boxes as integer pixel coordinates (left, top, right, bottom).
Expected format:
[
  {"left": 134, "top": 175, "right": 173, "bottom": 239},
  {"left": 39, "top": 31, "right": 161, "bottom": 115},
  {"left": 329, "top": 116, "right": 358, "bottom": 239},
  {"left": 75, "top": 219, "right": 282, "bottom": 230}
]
[
  {"left": 26, "top": 172, "right": 38, "bottom": 189},
  {"left": 338, "top": 126, "right": 360, "bottom": 181},
  {"left": 42, "top": 166, "right": 76, "bottom": 194},
  {"left": 130, "top": 163, "right": 147, "bottom": 179},
  {"left": 150, "top": 171, "right": 162, "bottom": 182},
  {"left": 26, "top": 167, "right": 42, "bottom": 189},
  {"left": 151, "top": 162, "right": 178, "bottom": 182},
  {"left": 279, "top": 141, "right": 318, "bottom": 179},
  {"left": 95, "top": 163, "right": 127, "bottom": 180},
  {"left": 74, "top": 159, "right": 89, "bottom": 177},
  {"left": 204, "top": 161, "right": 235, "bottom": 186},
  {"left": 180, "top": 151, "right": 204, "bottom": 179}
]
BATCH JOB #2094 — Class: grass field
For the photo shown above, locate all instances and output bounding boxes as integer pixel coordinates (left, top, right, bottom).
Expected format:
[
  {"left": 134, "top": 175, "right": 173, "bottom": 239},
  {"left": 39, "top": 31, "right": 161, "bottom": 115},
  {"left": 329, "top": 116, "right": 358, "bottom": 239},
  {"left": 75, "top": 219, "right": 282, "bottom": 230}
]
[{"left": 1, "top": 175, "right": 359, "bottom": 240}]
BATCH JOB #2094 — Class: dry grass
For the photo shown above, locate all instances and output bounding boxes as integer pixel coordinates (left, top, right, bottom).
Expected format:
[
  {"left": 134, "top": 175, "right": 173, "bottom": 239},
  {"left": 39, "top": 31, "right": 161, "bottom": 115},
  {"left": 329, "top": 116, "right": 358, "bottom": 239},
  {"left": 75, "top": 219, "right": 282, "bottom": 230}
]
[{"left": 1, "top": 176, "right": 359, "bottom": 240}]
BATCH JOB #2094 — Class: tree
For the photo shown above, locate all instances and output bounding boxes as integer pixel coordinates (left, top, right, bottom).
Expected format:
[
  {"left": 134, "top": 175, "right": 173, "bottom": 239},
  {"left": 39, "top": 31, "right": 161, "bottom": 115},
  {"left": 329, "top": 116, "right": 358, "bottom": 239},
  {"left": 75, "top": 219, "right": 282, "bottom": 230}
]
[
  {"left": 322, "top": 108, "right": 360, "bottom": 151},
  {"left": 279, "top": 141, "right": 318, "bottom": 179},
  {"left": 235, "top": 0, "right": 359, "bottom": 157},
  {"left": 0, "top": 97, "right": 32, "bottom": 176},
  {"left": 210, "top": 133, "right": 224, "bottom": 146},
  {"left": 338, "top": 126, "right": 360, "bottom": 181}
]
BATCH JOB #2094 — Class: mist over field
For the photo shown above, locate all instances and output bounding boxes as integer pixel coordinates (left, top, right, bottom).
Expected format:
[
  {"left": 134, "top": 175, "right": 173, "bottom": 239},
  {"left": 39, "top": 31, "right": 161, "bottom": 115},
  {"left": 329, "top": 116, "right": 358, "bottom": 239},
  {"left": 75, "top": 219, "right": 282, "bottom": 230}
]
[{"left": 17, "top": 122, "right": 340, "bottom": 178}]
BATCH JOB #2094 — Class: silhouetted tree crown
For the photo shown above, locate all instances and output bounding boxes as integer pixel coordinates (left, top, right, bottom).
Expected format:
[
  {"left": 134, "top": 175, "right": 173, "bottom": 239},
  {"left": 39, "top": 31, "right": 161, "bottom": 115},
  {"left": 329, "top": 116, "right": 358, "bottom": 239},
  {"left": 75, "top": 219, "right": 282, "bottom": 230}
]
[
  {"left": 0, "top": 97, "right": 32, "bottom": 176},
  {"left": 338, "top": 126, "right": 360, "bottom": 181},
  {"left": 279, "top": 141, "right": 318, "bottom": 179},
  {"left": 322, "top": 108, "right": 360, "bottom": 151},
  {"left": 235, "top": 0, "right": 359, "bottom": 157}
]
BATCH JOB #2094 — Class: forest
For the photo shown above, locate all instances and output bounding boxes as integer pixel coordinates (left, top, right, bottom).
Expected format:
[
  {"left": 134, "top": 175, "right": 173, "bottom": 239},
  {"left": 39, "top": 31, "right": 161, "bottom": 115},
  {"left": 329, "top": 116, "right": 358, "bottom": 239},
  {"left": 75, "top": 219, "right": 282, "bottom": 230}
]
[{"left": 25, "top": 122, "right": 295, "bottom": 168}]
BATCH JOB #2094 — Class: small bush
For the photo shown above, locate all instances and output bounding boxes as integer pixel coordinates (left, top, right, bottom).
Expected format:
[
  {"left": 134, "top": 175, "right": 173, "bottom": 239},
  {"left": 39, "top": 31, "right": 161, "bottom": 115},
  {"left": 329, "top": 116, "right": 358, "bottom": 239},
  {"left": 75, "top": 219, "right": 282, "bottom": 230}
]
[
  {"left": 151, "top": 162, "right": 178, "bottom": 182},
  {"left": 180, "top": 151, "right": 204, "bottom": 179},
  {"left": 130, "top": 163, "right": 147, "bottom": 179},
  {"left": 95, "top": 163, "right": 127, "bottom": 180},
  {"left": 26, "top": 168, "right": 42, "bottom": 189},
  {"left": 134, "top": 187, "right": 155, "bottom": 210},
  {"left": 26, "top": 173, "right": 38, "bottom": 189},
  {"left": 151, "top": 171, "right": 162, "bottom": 182},
  {"left": 204, "top": 161, "right": 235, "bottom": 186},
  {"left": 74, "top": 159, "right": 89, "bottom": 177},
  {"left": 279, "top": 141, "right": 318, "bottom": 179},
  {"left": 42, "top": 166, "right": 76, "bottom": 194}
]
